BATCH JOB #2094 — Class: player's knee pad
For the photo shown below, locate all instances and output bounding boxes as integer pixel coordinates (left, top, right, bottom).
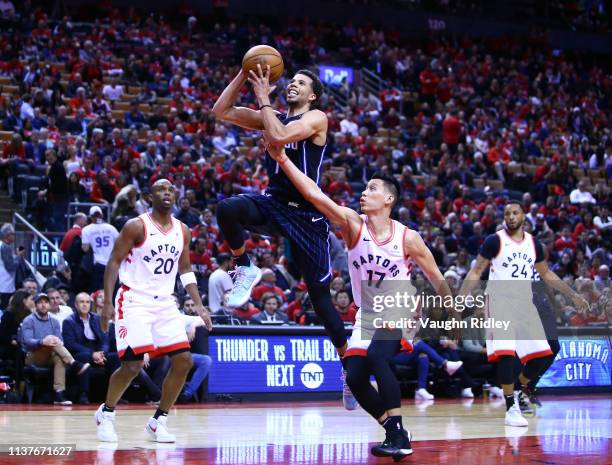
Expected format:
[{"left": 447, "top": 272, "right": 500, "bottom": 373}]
[
  {"left": 523, "top": 356, "right": 551, "bottom": 381},
  {"left": 497, "top": 355, "right": 515, "bottom": 385}
]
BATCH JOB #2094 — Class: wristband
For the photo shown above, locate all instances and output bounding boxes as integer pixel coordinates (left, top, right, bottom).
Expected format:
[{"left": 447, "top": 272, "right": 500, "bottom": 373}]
[
  {"left": 259, "top": 104, "right": 273, "bottom": 111},
  {"left": 180, "top": 272, "right": 197, "bottom": 287}
]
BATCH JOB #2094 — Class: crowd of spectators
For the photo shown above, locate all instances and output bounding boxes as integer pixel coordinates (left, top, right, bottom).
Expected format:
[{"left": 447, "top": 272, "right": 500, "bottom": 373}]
[{"left": 0, "top": 1, "right": 609, "bottom": 402}]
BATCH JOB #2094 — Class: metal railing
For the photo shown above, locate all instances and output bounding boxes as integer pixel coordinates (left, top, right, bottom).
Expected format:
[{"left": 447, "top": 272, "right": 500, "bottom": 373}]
[
  {"left": 323, "top": 82, "right": 348, "bottom": 112},
  {"left": 13, "top": 212, "right": 64, "bottom": 273},
  {"left": 67, "top": 202, "right": 112, "bottom": 230},
  {"left": 361, "top": 67, "right": 384, "bottom": 96}
]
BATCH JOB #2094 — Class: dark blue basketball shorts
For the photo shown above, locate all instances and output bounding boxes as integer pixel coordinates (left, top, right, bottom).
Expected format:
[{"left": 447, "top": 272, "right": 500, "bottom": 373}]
[{"left": 240, "top": 193, "right": 332, "bottom": 284}]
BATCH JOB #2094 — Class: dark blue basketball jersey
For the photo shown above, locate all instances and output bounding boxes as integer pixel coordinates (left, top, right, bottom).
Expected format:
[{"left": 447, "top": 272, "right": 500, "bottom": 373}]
[{"left": 265, "top": 112, "right": 327, "bottom": 210}]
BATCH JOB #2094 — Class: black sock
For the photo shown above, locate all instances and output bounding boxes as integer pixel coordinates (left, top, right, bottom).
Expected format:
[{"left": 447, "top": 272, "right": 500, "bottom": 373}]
[
  {"left": 234, "top": 252, "right": 250, "bottom": 267},
  {"left": 153, "top": 408, "right": 168, "bottom": 420},
  {"left": 505, "top": 394, "right": 515, "bottom": 411},
  {"left": 382, "top": 415, "right": 403, "bottom": 433},
  {"left": 102, "top": 403, "right": 115, "bottom": 413}
]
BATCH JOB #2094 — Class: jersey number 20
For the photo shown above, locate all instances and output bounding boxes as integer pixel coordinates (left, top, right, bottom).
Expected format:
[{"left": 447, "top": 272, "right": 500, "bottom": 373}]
[{"left": 154, "top": 258, "right": 174, "bottom": 275}]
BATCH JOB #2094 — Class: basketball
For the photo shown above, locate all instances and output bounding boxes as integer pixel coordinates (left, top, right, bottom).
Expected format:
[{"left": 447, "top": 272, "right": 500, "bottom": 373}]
[{"left": 242, "top": 45, "right": 284, "bottom": 83}]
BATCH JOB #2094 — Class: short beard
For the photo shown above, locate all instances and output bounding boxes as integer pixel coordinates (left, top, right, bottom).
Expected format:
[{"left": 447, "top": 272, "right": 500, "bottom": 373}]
[{"left": 506, "top": 220, "right": 523, "bottom": 232}]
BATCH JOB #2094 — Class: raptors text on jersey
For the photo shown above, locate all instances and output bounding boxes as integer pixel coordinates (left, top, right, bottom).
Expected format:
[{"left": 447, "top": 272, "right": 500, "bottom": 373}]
[{"left": 118, "top": 213, "right": 184, "bottom": 298}]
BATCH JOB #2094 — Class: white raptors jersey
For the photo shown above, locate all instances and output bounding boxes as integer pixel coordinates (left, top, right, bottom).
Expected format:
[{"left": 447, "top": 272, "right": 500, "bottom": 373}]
[
  {"left": 348, "top": 215, "right": 413, "bottom": 308},
  {"left": 488, "top": 229, "right": 539, "bottom": 281},
  {"left": 118, "top": 213, "right": 184, "bottom": 298}
]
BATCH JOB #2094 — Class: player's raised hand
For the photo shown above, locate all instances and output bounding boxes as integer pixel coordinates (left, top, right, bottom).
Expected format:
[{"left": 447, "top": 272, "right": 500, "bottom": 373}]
[
  {"left": 196, "top": 304, "right": 213, "bottom": 331},
  {"left": 101, "top": 301, "right": 115, "bottom": 333},
  {"left": 247, "top": 64, "right": 276, "bottom": 102}
]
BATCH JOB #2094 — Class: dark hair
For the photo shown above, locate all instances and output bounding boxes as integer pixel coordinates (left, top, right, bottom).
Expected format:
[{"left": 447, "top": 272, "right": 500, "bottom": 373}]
[
  {"left": 371, "top": 172, "right": 401, "bottom": 209},
  {"left": 217, "top": 253, "right": 232, "bottom": 266},
  {"left": 295, "top": 69, "right": 323, "bottom": 109},
  {"left": 333, "top": 289, "right": 350, "bottom": 301},
  {"left": 261, "top": 292, "right": 281, "bottom": 308},
  {"left": 8, "top": 289, "right": 33, "bottom": 326},
  {"left": 504, "top": 200, "right": 525, "bottom": 212}
]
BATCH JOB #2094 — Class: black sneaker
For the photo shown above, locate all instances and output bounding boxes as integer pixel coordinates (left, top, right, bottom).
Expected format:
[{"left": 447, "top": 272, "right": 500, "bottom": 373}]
[
  {"left": 371, "top": 429, "right": 413, "bottom": 459},
  {"left": 392, "top": 429, "right": 413, "bottom": 462},
  {"left": 71, "top": 361, "right": 90, "bottom": 376},
  {"left": 525, "top": 385, "right": 542, "bottom": 407},
  {"left": 529, "top": 392, "right": 542, "bottom": 407},
  {"left": 77, "top": 393, "right": 90, "bottom": 405},
  {"left": 517, "top": 391, "right": 534, "bottom": 415},
  {"left": 371, "top": 435, "right": 399, "bottom": 458},
  {"left": 53, "top": 391, "right": 72, "bottom": 406}
]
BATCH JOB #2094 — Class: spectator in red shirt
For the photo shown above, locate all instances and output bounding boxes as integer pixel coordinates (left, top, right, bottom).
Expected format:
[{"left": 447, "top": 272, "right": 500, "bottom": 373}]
[
  {"left": 101, "top": 155, "right": 120, "bottom": 179},
  {"left": 2, "top": 133, "right": 26, "bottom": 160},
  {"left": 68, "top": 87, "right": 89, "bottom": 114},
  {"left": 380, "top": 85, "right": 401, "bottom": 111},
  {"left": 573, "top": 211, "right": 599, "bottom": 239},
  {"left": 59, "top": 212, "right": 88, "bottom": 253},
  {"left": 554, "top": 226, "right": 577, "bottom": 252},
  {"left": 419, "top": 67, "right": 440, "bottom": 103},
  {"left": 327, "top": 171, "right": 353, "bottom": 200},
  {"left": 442, "top": 110, "right": 461, "bottom": 153},
  {"left": 244, "top": 233, "right": 272, "bottom": 257},
  {"left": 487, "top": 140, "right": 511, "bottom": 182},
  {"left": 90, "top": 170, "right": 119, "bottom": 204},
  {"left": 189, "top": 236, "right": 213, "bottom": 289},
  {"left": 251, "top": 268, "right": 287, "bottom": 303},
  {"left": 286, "top": 282, "right": 307, "bottom": 322},
  {"left": 334, "top": 290, "right": 357, "bottom": 324}
]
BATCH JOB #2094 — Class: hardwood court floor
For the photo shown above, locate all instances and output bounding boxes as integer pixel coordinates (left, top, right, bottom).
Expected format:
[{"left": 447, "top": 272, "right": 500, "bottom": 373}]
[{"left": 0, "top": 395, "right": 610, "bottom": 465}]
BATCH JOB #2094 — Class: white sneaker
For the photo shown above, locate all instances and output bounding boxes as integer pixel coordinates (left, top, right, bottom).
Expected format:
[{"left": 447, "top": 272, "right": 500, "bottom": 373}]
[
  {"left": 341, "top": 369, "right": 359, "bottom": 410},
  {"left": 444, "top": 360, "right": 463, "bottom": 375},
  {"left": 145, "top": 416, "right": 176, "bottom": 443},
  {"left": 505, "top": 398, "right": 529, "bottom": 427},
  {"left": 461, "top": 387, "right": 474, "bottom": 398},
  {"left": 490, "top": 386, "right": 504, "bottom": 399},
  {"left": 95, "top": 404, "right": 118, "bottom": 442},
  {"left": 415, "top": 388, "right": 434, "bottom": 400},
  {"left": 225, "top": 263, "right": 262, "bottom": 308}
]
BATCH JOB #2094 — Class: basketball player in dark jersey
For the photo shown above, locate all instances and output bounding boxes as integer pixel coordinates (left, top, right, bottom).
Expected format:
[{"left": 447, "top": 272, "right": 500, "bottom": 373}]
[{"left": 212, "top": 65, "right": 357, "bottom": 409}]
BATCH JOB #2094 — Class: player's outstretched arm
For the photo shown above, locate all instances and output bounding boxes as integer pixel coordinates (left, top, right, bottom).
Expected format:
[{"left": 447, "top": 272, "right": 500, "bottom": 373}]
[
  {"left": 405, "top": 229, "right": 452, "bottom": 301},
  {"left": 178, "top": 224, "right": 212, "bottom": 331},
  {"left": 534, "top": 261, "right": 589, "bottom": 313},
  {"left": 267, "top": 143, "right": 362, "bottom": 244},
  {"left": 211, "top": 69, "right": 266, "bottom": 131},
  {"left": 101, "top": 218, "right": 143, "bottom": 332}
]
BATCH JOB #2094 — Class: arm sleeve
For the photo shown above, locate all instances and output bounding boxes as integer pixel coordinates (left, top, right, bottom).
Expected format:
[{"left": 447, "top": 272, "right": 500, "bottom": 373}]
[
  {"left": 479, "top": 234, "right": 501, "bottom": 260},
  {"left": 20, "top": 317, "right": 40, "bottom": 351},
  {"left": 533, "top": 238, "right": 545, "bottom": 263},
  {"left": 0, "top": 243, "right": 18, "bottom": 272}
]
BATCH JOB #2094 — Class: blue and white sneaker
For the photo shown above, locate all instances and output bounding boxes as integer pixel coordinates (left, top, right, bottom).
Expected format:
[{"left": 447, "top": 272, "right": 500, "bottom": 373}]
[
  {"left": 225, "top": 262, "right": 262, "bottom": 308},
  {"left": 341, "top": 369, "right": 359, "bottom": 410}
]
